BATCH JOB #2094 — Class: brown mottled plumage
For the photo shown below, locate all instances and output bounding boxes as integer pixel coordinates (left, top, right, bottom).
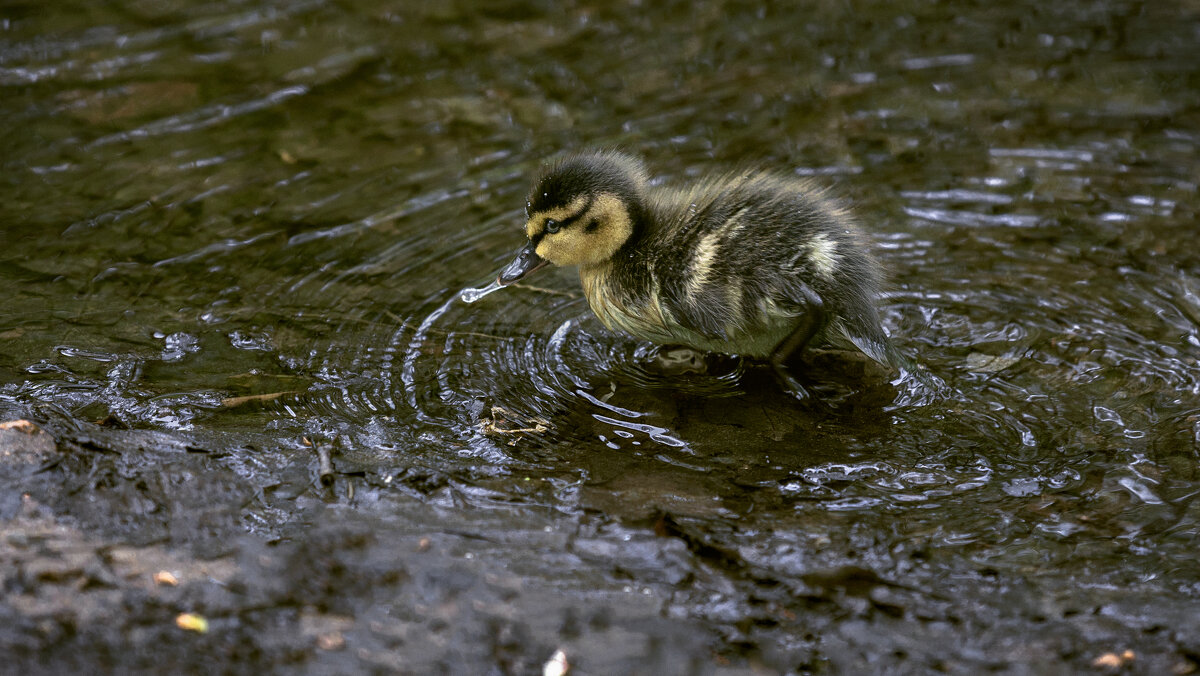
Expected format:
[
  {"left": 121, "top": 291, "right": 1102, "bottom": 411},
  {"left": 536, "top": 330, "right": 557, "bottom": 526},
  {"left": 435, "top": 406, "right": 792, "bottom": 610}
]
[{"left": 498, "top": 150, "right": 899, "bottom": 398}]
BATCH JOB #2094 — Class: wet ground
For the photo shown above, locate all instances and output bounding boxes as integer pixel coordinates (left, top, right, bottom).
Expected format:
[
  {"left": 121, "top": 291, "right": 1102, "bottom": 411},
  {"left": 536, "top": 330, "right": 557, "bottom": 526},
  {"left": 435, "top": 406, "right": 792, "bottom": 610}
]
[{"left": 3, "top": 0, "right": 1200, "bottom": 673}]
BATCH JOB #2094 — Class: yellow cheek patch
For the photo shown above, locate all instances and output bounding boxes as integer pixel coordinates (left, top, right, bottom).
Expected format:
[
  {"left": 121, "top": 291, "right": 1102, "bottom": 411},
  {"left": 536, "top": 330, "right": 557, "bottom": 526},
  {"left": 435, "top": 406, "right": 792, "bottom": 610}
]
[
  {"left": 532, "top": 193, "right": 633, "bottom": 268},
  {"left": 525, "top": 195, "right": 590, "bottom": 238},
  {"left": 534, "top": 228, "right": 587, "bottom": 266}
]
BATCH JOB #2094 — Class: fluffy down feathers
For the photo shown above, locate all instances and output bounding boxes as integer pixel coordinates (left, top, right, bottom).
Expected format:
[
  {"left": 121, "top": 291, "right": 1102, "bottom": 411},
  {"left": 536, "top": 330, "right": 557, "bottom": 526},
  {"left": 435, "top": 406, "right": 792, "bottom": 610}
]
[{"left": 506, "top": 151, "right": 896, "bottom": 369}]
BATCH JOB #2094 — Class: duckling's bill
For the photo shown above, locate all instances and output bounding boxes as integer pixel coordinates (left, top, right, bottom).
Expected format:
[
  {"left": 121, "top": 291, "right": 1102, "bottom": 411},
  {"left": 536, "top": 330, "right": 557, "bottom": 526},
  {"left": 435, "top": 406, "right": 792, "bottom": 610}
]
[
  {"left": 498, "top": 240, "right": 549, "bottom": 285},
  {"left": 461, "top": 240, "right": 548, "bottom": 304}
]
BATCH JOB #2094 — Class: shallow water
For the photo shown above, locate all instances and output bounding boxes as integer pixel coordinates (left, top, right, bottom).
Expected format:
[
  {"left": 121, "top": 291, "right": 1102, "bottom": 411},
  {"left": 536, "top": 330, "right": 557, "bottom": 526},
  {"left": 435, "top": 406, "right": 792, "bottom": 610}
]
[{"left": 3, "top": 0, "right": 1200, "bottom": 672}]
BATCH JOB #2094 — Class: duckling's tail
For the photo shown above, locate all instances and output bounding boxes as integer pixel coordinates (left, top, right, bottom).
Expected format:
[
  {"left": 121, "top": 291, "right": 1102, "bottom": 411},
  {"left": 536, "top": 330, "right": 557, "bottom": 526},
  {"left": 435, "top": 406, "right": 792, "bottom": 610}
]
[
  {"left": 836, "top": 316, "right": 948, "bottom": 407},
  {"left": 824, "top": 305, "right": 895, "bottom": 367}
]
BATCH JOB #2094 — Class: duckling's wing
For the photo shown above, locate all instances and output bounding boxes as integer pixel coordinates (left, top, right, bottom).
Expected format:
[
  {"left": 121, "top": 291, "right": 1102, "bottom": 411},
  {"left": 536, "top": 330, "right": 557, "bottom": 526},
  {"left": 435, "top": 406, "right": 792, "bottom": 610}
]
[
  {"left": 663, "top": 288, "right": 736, "bottom": 341},
  {"left": 654, "top": 173, "right": 877, "bottom": 358},
  {"left": 648, "top": 188, "right": 750, "bottom": 341}
]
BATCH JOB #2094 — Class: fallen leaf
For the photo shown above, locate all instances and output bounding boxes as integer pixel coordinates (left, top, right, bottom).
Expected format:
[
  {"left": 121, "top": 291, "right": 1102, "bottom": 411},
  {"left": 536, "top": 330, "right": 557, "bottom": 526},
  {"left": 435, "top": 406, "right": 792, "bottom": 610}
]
[
  {"left": 1091, "top": 650, "right": 1135, "bottom": 668},
  {"left": 0, "top": 420, "right": 41, "bottom": 434},
  {"left": 175, "top": 613, "right": 209, "bottom": 633},
  {"left": 154, "top": 571, "right": 179, "bottom": 586}
]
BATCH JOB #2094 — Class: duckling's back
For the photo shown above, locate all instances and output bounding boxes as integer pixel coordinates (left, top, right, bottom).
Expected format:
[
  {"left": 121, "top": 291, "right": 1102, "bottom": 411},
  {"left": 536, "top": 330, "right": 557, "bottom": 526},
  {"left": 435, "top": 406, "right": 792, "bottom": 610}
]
[{"left": 599, "top": 171, "right": 894, "bottom": 365}]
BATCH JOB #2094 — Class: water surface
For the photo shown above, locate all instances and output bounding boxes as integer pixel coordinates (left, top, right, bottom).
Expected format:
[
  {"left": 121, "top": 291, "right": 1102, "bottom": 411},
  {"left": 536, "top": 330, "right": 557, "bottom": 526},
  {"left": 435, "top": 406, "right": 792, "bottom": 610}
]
[{"left": 2, "top": 0, "right": 1200, "bottom": 672}]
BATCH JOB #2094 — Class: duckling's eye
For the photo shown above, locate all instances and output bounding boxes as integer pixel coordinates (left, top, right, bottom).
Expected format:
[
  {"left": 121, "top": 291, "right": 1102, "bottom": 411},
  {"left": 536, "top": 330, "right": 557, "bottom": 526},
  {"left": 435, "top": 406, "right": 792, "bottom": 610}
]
[{"left": 544, "top": 218, "right": 560, "bottom": 234}]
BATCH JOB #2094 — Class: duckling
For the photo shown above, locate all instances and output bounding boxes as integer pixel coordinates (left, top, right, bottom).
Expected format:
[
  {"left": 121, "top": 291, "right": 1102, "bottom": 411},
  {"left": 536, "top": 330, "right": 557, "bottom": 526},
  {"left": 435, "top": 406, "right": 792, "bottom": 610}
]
[{"left": 497, "top": 150, "right": 900, "bottom": 399}]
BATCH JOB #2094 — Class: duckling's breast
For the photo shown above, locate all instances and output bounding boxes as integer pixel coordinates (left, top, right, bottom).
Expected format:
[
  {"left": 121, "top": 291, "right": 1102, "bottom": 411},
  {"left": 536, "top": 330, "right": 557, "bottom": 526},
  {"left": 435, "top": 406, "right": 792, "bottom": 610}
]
[{"left": 579, "top": 263, "right": 678, "bottom": 345}]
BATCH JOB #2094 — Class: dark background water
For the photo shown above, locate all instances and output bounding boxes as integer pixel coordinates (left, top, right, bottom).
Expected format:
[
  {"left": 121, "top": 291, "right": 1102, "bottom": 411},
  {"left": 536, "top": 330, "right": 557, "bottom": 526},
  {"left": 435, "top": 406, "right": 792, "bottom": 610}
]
[{"left": 2, "top": 0, "right": 1200, "bottom": 672}]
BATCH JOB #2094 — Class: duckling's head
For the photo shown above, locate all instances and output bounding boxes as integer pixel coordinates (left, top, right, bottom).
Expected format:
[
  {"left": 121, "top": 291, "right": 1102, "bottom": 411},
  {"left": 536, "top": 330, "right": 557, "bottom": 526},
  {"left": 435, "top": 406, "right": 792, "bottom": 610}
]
[{"left": 498, "top": 151, "right": 647, "bottom": 285}]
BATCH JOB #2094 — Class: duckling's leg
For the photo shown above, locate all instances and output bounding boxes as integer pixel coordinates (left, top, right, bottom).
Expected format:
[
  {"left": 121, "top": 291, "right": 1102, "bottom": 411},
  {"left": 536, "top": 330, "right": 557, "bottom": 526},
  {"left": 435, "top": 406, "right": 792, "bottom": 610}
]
[{"left": 769, "top": 286, "right": 828, "bottom": 400}]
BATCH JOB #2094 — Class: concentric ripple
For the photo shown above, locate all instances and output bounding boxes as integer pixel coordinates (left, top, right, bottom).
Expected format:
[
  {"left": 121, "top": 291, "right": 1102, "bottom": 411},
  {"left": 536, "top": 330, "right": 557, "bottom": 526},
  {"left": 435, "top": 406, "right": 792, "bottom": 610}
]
[{"left": 393, "top": 278, "right": 751, "bottom": 453}]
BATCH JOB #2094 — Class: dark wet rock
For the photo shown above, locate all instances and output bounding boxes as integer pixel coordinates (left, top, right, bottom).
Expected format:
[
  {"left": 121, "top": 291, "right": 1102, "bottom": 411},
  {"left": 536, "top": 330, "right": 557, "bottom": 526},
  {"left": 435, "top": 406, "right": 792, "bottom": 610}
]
[
  {"left": 4, "top": 406, "right": 1200, "bottom": 673},
  {"left": 0, "top": 499, "right": 747, "bottom": 676},
  {"left": 0, "top": 422, "right": 761, "bottom": 674},
  {"left": 0, "top": 420, "right": 59, "bottom": 468}
]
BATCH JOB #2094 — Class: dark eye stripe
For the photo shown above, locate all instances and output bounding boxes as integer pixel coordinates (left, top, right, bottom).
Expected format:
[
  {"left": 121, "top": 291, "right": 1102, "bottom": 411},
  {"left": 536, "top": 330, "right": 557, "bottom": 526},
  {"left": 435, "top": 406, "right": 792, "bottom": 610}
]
[{"left": 543, "top": 194, "right": 595, "bottom": 234}]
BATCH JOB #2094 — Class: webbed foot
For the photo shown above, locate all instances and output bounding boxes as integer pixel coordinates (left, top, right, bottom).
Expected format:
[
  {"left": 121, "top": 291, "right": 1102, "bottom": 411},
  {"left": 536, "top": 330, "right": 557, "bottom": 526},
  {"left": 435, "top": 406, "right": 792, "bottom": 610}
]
[{"left": 772, "top": 362, "right": 813, "bottom": 401}]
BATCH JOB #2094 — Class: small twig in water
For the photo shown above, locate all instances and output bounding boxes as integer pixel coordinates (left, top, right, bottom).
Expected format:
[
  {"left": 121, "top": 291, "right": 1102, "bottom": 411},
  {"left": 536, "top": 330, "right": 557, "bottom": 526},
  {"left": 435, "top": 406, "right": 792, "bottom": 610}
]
[
  {"left": 508, "top": 282, "right": 578, "bottom": 298},
  {"left": 221, "top": 391, "right": 301, "bottom": 408},
  {"left": 481, "top": 406, "right": 552, "bottom": 446},
  {"left": 305, "top": 436, "right": 336, "bottom": 487},
  {"left": 317, "top": 446, "right": 335, "bottom": 487}
]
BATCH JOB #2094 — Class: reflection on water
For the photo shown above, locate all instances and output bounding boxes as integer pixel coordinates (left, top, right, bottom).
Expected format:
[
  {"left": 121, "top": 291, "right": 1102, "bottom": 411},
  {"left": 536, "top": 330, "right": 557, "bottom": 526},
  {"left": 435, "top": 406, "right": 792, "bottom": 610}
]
[{"left": 2, "top": 0, "right": 1200, "bottom": 669}]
